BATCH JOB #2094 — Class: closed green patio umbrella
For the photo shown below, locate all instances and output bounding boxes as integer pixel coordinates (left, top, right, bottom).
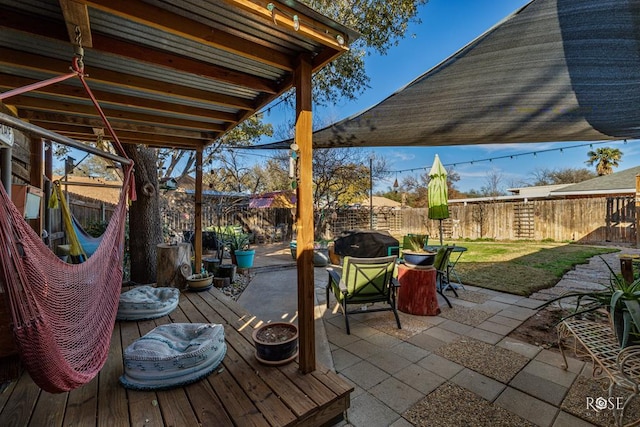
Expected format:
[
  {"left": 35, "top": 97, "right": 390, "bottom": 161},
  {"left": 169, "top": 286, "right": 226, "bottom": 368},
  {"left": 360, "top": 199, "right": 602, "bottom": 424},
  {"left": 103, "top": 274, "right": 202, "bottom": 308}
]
[{"left": 428, "top": 154, "right": 449, "bottom": 245}]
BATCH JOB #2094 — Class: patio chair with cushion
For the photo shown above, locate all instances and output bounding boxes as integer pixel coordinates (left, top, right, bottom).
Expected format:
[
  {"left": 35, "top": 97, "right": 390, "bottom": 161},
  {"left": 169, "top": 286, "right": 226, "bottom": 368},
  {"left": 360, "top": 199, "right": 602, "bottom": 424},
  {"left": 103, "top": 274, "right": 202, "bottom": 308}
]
[
  {"left": 434, "top": 245, "right": 457, "bottom": 308},
  {"left": 326, "top": 255, "right": 400, "bottom": 334}
]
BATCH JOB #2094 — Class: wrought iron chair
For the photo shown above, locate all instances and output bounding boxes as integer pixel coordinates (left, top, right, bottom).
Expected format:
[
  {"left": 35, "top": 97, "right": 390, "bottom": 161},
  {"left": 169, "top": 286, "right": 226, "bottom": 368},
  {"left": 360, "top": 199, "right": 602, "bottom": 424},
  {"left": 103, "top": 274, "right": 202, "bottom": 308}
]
[
  {"left": 434, "top": 245, "right": 457, "bottom": 307},
  {"left": 326, "top": 255, "right": 400, "bottom": 334}
]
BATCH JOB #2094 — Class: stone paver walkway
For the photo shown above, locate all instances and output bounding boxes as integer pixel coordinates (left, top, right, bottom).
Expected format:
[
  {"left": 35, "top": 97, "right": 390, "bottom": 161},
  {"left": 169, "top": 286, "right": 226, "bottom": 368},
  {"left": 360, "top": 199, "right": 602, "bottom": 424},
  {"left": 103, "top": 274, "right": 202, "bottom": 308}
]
[{"left": 240, "top": 244, "right": 640, "bottom": 426}]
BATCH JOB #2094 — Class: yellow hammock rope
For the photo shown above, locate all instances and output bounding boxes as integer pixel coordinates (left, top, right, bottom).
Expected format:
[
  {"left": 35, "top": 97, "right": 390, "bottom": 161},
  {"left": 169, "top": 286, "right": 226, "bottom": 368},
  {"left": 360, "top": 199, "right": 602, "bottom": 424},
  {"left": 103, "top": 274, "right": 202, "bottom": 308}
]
[{"left": 49, "top": 181, "right": 87, "bottom": 263}]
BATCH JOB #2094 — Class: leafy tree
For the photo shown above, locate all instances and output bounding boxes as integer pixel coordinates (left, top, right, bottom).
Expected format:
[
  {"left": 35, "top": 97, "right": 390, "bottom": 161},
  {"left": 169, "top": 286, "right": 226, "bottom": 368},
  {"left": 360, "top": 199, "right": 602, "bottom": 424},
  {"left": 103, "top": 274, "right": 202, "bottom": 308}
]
[
  {"left": 245, "top": 157, "right": 291, "bottom": 194},
  {"left": 530, "top": 167, "right": 596, "bottom": 185},
  {"left": 312, "top": 149, "right": 387, "bottom": 237},
  {"left": 586, "top": 147, "right": 622, "bottom": 176}
]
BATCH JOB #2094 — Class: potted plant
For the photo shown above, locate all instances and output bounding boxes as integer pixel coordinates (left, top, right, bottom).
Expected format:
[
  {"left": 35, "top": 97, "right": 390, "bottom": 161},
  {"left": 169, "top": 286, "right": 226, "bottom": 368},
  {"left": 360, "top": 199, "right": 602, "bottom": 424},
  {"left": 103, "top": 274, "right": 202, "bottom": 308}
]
[
  {"left": 252, "top": 322, "right": 298, "bottom": 365},
  {"left": 540, "top": 257, "right": 640, "bottom": 348},
  {"left": 402, "top": 234, "right": 436, "bottom": 267},
  {"left": 289, "top": 240, "right": 330, "bottom": 266},
  {"left": 186, "top": 271, "right": 213, "bottom": 291},
  {"left": 223, "top": 232, "right": 255, "bottom": 268}
]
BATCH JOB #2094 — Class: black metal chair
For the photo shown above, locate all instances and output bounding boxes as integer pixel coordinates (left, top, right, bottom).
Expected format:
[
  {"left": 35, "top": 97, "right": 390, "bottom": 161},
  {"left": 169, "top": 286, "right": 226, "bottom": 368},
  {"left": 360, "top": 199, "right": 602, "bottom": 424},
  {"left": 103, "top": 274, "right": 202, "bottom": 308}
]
[
  {"left": 326, "top": 255, "right": 400, "bottom": 334},
  {"left": 434, "top": 245, "right": 457, "bottom": 307}
]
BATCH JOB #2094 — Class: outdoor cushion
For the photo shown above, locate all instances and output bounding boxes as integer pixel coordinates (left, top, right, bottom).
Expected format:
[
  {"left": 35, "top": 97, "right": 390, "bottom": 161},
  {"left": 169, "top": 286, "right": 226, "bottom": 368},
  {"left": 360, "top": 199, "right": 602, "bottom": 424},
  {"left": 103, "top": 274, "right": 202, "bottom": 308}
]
[
  {"left": 120, "top": 323, "right": 226, "bottom": 391},
  {"left": 116, "top": 286, "right": 180, "bottom": 321}
]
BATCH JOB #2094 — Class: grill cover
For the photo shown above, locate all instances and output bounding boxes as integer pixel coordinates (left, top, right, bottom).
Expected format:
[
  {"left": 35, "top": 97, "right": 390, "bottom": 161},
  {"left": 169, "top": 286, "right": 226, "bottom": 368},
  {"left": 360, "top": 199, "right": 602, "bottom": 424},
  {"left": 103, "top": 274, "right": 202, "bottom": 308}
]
[{"left": 333, "top": 230, "right": 399, "bottom": 258}]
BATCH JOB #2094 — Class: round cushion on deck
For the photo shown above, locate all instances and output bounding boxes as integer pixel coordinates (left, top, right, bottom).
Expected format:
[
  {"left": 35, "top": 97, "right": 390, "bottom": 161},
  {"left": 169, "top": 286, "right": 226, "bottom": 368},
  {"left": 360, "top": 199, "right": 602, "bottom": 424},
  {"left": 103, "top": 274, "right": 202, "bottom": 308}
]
[
  {"left": 120, "top": 323, "right": 226, "bottom": 391},
  {"left": 116, "top": 286, "right": 180, "bottom": 321}
]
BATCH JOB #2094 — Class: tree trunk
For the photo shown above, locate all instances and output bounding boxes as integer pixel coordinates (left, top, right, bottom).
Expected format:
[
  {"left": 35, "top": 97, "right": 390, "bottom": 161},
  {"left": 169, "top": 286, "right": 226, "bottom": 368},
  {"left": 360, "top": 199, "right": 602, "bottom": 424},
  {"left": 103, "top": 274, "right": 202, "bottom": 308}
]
[
  {"left": 156, "top": 243, "right": 191, "bottom": 289},
  {"left": 123, "top": 145, "right": 162, "bottom": 284}
]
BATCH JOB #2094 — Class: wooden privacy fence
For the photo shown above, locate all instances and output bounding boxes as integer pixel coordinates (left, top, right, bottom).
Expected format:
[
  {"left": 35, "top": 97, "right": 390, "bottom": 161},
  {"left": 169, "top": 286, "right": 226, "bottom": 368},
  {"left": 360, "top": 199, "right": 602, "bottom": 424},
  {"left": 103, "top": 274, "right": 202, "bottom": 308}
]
[
  {"left": 55, "top": 194, "right": 636, "bottom": 247},
  {"left": 326, "top": 197, "right": 636, "bottom": 244},
  {"left": 49, "top": 193, "right": 116, "bottom": 252}
]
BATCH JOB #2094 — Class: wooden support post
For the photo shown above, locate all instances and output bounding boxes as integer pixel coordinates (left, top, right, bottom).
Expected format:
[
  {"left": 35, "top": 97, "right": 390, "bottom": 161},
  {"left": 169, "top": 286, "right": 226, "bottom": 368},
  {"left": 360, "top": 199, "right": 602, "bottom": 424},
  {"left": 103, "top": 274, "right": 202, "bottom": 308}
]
[
  {"left": 194, "top": 147, "right": 203, "bottom": 274},
  {"left": 295, "top": 54, "right": 315, "bottom": 373},
  {"left": 29, "top": 136, "right": 43, "bottom": 236},
  {"left": 621, "top": 256, "right": 634, "bottom": 285},
  {"left": 44, "top": 140, "right": 53, "bottom": 247}
]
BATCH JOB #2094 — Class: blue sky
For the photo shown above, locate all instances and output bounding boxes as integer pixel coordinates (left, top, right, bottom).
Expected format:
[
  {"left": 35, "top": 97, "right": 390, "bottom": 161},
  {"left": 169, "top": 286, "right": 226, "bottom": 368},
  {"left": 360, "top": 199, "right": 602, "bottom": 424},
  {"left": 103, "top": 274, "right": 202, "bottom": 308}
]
[{"left": 241, "top": 0, "right": 640, "bottom": 193}]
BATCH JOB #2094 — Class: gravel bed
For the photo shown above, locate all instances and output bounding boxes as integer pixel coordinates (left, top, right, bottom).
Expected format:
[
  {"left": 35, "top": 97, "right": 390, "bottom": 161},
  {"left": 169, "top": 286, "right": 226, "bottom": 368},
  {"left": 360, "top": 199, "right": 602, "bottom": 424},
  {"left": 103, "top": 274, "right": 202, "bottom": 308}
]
[
  {"left": 217, "top": 269, "right": 253, "bottom": 300},
  {"left": 562, "top": 375, "right": 640, "bottom": 426},
  {"left": 366, "top": 312, "right": 432, "bottom": 339},
  {"left": 455, "top": 289, "right": 491, "bottom": 304},
  {"left": 439, "top": 305, "right": 493, "bottom": 326},
  {"left": 436, "top": 337, "right": 529, "bottom": 383},
  {"left": 404, "top": 382, "right": 535, "bottom": 427}
]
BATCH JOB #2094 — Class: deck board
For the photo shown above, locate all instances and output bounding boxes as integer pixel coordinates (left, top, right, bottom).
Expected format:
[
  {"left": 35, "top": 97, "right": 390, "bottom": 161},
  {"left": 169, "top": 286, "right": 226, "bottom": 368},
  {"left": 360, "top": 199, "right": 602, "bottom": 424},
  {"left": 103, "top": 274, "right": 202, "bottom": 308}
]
[
  {"left": 64, "top": 376, "right": 99, "bottom": 426},
  {"left": 0, "top": 286, "right": 353, "bottom": 426},
  {"left": 28, "top": 390, "right": 66, "bottom": 427},
  {"left": 97, "top": 323, "right": 129, "bottom": 427}
]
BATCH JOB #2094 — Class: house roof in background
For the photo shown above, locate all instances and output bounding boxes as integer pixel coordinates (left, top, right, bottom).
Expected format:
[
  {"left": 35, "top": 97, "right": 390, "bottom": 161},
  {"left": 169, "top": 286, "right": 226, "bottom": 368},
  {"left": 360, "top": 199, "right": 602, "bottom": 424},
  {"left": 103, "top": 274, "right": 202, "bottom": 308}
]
[
  {"left": 507, "top": 184, "right": 572, "bottom": 197},
  {"left": 53, "top": 175, "right": 121, "bottom": 204},
  {"left": 550, "top": 165, "right": 640, "bottom": 196},
  {"left": 255, "top": 0, "right": 640, "bottom": 150},
  {"left": 249, "top": 191, "right": 296, "bottom": 208},
  {"left": 359, "top": 196, "right": 402, "bottom": 208},
  {"left": 1, "top": 0, "right": 357, "bottom": 150}
]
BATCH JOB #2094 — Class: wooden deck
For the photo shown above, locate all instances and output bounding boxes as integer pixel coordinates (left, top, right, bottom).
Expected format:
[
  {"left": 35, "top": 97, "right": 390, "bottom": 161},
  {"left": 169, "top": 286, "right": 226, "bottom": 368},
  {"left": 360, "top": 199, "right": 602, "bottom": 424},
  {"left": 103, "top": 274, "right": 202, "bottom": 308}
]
[{"left": 0, "top": 286, "right": 353, "bottom": 426}]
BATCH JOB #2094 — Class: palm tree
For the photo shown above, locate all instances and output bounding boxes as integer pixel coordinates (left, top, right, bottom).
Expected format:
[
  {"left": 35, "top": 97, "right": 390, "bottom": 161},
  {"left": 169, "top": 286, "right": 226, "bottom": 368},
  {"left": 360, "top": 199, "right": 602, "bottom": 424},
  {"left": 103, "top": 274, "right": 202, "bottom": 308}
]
[{"left": 585, "top": 147, "right": 622, "bottom": 176}]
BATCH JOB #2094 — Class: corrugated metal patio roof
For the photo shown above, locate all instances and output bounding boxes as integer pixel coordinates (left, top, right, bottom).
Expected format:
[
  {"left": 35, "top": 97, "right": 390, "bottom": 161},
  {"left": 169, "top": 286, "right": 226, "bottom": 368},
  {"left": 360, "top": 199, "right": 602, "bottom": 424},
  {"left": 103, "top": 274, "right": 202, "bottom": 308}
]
[{"left": 0, "top": 0, "right": 358, "bottom": 149}]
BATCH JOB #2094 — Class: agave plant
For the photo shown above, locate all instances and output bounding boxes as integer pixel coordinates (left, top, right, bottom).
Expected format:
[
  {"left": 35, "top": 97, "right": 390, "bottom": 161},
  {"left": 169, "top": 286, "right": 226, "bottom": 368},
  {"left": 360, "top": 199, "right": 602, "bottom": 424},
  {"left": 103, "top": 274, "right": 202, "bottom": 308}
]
[
  {"left": 403, "top": 234, "right": 429, "bottom": 253},
  {"left": 222, "top": 232, "right": 250, "bottom": 254},
  {"left": 541, "top": 257, "right": 640, "bottom": 347}
]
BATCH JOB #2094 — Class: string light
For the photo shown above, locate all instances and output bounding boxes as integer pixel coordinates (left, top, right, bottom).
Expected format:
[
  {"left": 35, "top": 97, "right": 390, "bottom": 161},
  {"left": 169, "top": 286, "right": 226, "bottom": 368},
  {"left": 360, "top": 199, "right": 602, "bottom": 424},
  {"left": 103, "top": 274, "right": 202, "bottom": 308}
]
[{"left": 382, "top": 140, "right": 622, "bottom": 174}]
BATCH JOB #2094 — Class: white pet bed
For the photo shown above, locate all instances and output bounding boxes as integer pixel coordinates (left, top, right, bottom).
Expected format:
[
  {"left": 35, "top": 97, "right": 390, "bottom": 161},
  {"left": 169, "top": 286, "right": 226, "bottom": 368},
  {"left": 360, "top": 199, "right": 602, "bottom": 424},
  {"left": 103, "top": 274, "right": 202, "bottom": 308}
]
[
  {"left": 120, "top": 323, "right": 226, "bottom": 390},
  {"left": 116, "top": 286, "right": 180, "bottom": 321}
]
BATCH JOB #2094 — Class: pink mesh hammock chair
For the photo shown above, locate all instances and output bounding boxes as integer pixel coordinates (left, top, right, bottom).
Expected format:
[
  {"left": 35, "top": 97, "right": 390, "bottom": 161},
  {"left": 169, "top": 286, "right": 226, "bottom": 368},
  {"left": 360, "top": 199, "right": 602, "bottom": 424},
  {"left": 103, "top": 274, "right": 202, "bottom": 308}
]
[{"left": 0, "top": 56, "right": 135, "bottom": 393}]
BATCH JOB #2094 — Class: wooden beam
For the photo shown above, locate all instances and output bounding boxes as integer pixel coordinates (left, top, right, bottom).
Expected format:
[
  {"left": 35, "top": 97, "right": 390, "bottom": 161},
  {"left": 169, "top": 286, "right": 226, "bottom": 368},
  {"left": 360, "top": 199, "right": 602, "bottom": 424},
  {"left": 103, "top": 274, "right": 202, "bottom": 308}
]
[
  {"left": 36, "top": 123, "right": 212, "bottom": 147},
  {"left": 0, "top": 7, "right": 280, "bottom": 94},
  {"left": 79, "top": 0, "right": 294, "bottom": 71},
  {"left": 0, "top": 48, "right": 259, "bottom": 112},
  {"left": 225, "top": 0, "right": 350, "bottom": 52},
  {"left": 58, "top": 0, "right": 93, "bottom": 47},
  {"left": 0, "top": 81, "right": 239, "bottom": 123},
  {"left": 22, "top": 110, "right": 223, "bottom": 136},
  {"left": 294, "top": 54, "right": 315, "bottom": 373},
  {"left": 18, "top": 109, "right": 226, "bottom": 134},
  {"left": 8, "top": 97, "right": 229, "bottom": 131},
  {"left": 54, "top": 131, "right": 206, "bottom": 150}
]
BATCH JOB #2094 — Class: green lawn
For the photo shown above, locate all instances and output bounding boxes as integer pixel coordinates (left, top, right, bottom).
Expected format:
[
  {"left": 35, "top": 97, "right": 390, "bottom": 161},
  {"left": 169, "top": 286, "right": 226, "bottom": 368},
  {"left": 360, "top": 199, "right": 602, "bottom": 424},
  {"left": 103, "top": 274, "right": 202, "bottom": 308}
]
[{"left": 441, "top": 240, "right": 619, "bottom": 296}]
